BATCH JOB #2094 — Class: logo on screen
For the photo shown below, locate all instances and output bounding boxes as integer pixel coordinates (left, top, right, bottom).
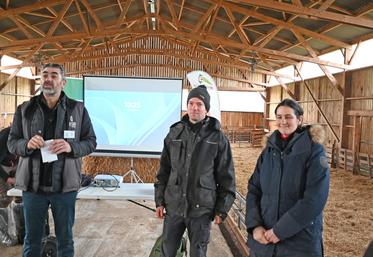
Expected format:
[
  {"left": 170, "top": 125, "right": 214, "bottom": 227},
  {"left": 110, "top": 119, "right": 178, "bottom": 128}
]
[{"left": 124, "top": 101, "right": 141, "bottom": 111}]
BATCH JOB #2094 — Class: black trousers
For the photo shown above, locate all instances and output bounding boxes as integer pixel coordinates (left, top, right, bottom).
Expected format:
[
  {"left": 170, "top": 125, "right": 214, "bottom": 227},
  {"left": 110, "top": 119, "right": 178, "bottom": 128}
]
[{"left": 161, "top": 214, "right": 211, "bottom": 257}]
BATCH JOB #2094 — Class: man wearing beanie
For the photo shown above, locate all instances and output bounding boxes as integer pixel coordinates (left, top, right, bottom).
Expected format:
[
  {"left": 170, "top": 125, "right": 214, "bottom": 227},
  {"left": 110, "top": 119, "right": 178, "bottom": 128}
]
[{"left": 155, "top": 85, "right": 236, "bottom": 257}]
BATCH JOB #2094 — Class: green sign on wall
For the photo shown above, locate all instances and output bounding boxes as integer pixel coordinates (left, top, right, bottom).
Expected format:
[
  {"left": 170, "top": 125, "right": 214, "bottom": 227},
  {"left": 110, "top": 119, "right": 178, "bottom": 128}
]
[{"left": 64, "top": 77, "right": 83, "bottom": 101}]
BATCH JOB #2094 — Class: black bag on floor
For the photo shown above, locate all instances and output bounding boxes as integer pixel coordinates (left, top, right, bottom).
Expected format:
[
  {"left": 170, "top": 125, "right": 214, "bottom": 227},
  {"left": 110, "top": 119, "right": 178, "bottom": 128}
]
[{"left": 149, "top": 235, "right": 187, "bottom": 257}]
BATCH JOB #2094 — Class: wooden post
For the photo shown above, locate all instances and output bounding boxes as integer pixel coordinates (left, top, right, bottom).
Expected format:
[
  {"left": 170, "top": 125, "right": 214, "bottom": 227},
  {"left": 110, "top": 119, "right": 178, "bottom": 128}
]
[
  {"left": 331, "top": 140, "right": 337, "bottom": 169},
  {"left": 368, "top": 154, "right": 372, "bottom": 179},
  {"left": 339, "top": 71, "right": 352, "bottom": 149},
  {"left": 352, "top": 116, "right": 362, "bottom": 174}
]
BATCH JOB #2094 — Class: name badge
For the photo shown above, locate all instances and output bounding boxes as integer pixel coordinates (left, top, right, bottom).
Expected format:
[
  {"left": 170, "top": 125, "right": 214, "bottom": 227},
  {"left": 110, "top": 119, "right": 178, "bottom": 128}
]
[{"left": 64, "top": 130, "right": 75, "bottom": 139}]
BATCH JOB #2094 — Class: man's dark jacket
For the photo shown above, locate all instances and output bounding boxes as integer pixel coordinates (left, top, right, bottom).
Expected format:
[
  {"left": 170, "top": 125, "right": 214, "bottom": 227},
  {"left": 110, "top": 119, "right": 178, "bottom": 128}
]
[
  {"left": 7, "top": 92, "right": 96, "bottom": 193},
  {"left": 154, "top": 115, "right": 236, "bottom": 219},
  {"left": 246, "top": 125, "right": 330, "bottom": 257}
]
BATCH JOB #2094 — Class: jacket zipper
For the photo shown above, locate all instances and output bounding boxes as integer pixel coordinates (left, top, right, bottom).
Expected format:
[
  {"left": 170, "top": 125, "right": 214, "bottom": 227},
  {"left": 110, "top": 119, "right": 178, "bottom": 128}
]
[{"left": 277, "top": 151, "right": 284, "bottom": 220}]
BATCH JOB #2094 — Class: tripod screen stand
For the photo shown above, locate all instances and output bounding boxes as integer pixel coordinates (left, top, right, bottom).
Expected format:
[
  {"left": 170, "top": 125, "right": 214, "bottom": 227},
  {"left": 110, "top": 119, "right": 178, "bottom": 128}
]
[{"left": 122, "top": 157, "right": 143, "bottom": 183}]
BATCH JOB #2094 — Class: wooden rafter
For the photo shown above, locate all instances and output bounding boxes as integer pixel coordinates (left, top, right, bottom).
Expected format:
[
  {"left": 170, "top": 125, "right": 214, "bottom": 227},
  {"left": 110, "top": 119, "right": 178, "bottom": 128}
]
[
  {"left": 46, "top": 6, "right": 74, "bottom": 32},
  {"left": 255, "top": 26, "right": 282, "bottom": 47},
  {"left": 235, "top": 0, "right": 373, "bottom": 29},
  {"left": 79, "top": 0, "right": 103, "bottom": 31},
  {"left": 115, "top": 0, "right": 133, "bottom": 27},
  {"left": 63, "top": 62, "right": 267, "bottom": 89},
  {"left": 222, "top": 1, "right": 351, "bottom": 49},
  {"left": 224, "top": 6, "right": 251, "bottom": 45},
  {"left": 178, "top": 0, "right": 185, "bottom": 20},
  {"left": 0, "top": 0, "right": 66, "bottom": 17},
  {"left": 46, "top": 0, "right": 74, "bottom": 36},
  {"left": 294, "top": 65, "right": 340, "bottom": 142},
  {"left": 291, "top": 28, "right": 344, "bottom": 95},
  {"left": 0, "top": 45, "right": 43, "bottom": 91},
  {"left": 0, "top": 0, "right": 372, "bottom": 80},
  {"left": 157, "top": 20, "right": 350, "bottom": 69},
  {"left": 11, "top": 15, "right": 33, "bottom": 39},
  {"left": 75, "top": 0, "right": 90, "bottom": 33},
  {"left": 15, "top": 15, "right": 46, "bottom": 37},
  {"left": 281, "top": 2, "right": 373, "bottom": 53},
  {"left": 165, "top": 0, "right": 178, "bottom": 24},
  {"left": 319, "top": 0, "right": 336, "bottom": 11},
  {"left": 192, "top": 4, "right": 217, "bottom": 34}
]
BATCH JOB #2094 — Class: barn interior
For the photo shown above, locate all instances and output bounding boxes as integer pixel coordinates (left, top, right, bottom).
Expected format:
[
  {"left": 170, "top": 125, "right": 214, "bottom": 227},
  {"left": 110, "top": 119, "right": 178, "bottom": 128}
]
[{"left": 1, "top": 1, "right": 373, "bottom": 257}]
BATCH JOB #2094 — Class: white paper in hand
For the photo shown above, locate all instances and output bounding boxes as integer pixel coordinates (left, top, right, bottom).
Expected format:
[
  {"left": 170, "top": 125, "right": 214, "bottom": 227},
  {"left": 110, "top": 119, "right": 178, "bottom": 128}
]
[{"left": 41, "top": 139, "right": 58, "bottom": 163}]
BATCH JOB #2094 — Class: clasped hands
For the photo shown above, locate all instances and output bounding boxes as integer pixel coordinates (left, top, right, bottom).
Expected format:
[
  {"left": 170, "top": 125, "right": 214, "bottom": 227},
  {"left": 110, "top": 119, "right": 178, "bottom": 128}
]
[
  {"left": 253, "top": 226, "right": 280, "bottom": 245},
  {"left": 27, "top": 134, "right": 71, "bottom": 154}
]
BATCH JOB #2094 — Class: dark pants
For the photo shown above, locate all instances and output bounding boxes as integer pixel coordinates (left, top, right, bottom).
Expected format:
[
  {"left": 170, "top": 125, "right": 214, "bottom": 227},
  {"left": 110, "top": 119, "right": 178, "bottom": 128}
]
[
  {"left": 161, "top": 214, "right": 211, "bottom": 257},
  {"left": 22, "top": 191, "right": 78, "bottom": 257}
]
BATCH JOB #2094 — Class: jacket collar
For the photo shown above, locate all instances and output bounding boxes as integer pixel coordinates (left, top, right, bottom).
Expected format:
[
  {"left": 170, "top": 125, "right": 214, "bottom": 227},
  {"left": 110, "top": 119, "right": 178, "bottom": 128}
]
[
  {"left": 35, "top": 91, "right": 67, "bottom": 110},
  {"left": 265, "top": 124, "right": 325, "bottom": 152},
  {"left": 179, "top": 114, "right": 221, "bottom": 131}
]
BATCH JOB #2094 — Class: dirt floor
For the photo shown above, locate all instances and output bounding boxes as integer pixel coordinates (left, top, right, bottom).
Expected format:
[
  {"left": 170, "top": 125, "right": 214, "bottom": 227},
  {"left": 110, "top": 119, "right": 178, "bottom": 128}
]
[{"left": 231, "top": 143, "right": 373, "bottom": 257}]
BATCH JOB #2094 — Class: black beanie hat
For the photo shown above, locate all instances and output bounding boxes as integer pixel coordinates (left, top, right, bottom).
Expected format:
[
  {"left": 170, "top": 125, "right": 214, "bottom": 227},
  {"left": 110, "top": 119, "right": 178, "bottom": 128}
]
[{"left": 187, "top": 85, "right": 210, "bottom": 111}]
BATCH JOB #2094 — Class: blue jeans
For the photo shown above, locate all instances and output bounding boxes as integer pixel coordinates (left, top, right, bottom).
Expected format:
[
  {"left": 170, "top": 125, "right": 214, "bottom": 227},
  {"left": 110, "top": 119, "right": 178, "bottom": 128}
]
[{"left": 22, "top": 191, "right": 78, "bottom": 257}]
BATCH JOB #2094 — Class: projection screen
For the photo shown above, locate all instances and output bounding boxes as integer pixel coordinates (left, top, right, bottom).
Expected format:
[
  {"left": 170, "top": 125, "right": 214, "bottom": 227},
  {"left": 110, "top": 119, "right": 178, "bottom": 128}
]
[{"left": 84, "top": 75, "right": 183, "bottom": 157}]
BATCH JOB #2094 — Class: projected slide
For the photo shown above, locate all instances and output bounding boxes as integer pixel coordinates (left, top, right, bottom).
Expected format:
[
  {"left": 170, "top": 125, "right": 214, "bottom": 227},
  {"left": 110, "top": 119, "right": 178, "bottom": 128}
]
[{"left": 84, "top": 76, "right": 182, "bottom": 156}]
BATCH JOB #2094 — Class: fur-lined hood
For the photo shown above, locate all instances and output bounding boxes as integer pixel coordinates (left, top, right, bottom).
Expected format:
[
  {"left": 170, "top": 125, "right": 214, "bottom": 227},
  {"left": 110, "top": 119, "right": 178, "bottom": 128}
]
[{"left": 262, "top": 124, "right": 326, "bottom": 148}]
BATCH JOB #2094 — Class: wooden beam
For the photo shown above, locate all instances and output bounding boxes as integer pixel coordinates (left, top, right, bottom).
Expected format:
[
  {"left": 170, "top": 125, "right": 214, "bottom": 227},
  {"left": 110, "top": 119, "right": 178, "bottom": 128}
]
[
  {"left": 220, "top": 215, "right": 250, "bottom": 257},
  {"left": 218, "top": 87, "right": 266, "bottom": 92},
  {"left": 79, "top": 0, "right": 103, "bottom": 31},
  {"left": 319, "top": 0, "right": 336, "bottom": 11},
  {"left": 158, "top": 21, "right": 350, "bottom": 69},
  {"left": 235, "top": 0, "right": 373, "bottom": 29},
  {"left": 50, "top": 42, "right": 295, "bottom": 80},
  {"left": 294, "top": 66, "right": 340, "bottom": 142},
  {"left": 291, "top": 28, "right": 344, "bottom": 95},
  {"left": 0, "top": 0, "right": 66, "bottom": 17},
  {"left": 222, "top": 1, "right": 351, "bottom": 49},
  {"left": 165, "top": 0, "right": 178, "bottom": 24},
  {"left": 46, "top": 6, "right": 74, "bottom": 32},
  {"left": 115, "top": 0, "right": 133, "bottom": 27},
  {"left": 347, "top": 110, "right": 373, "bottom": 117},
  {"left": 192, "top": 4, "right": 217, "bottom": 34},
  {"left": 63, "top": 62, "right": 266, "bottom": 88},
  {"left": 281, "top": 2, "right": 373, "bottom": 53},
  {"left": 46, "top": 0, "right": 74, "bottom": 36},
  {"left": 178, "top": 0, "right": 186, "bottom": 21},
  {"left": 75, "top": 0, "right": 90, "bottom": 33},
  {"left": 0, "top": 45, "right": 43, "bottom": 91},
  {"left": 352, "top": 115, "right": 362, "bottom": 174},
  {"left": 11, "top": 15, "right": 33, "bottom": 39},
  {"left": 15, "top": 15, "right": 46, "bottom": 37},
  {"left": 224, "top": 6, "right": 251, "bottom": 45}
]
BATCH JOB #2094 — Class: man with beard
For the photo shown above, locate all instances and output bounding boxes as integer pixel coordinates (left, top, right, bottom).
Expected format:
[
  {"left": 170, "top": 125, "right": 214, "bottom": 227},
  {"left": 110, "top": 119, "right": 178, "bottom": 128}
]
[{"left": 7, "top": 63, "right": 96, "bottom": 257}]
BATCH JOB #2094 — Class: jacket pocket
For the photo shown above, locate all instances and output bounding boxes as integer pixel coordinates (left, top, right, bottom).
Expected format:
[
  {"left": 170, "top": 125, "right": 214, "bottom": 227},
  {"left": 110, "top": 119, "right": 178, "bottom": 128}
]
[
  {"left": 197, "top": 176, "right": 216, "bottom": 208},
  {"left": 62, "top": 158, "right": 82, "bottom": 192},
  {"left": 170, "top": 140, "right": 183, "bottom": 162},
  {"left": 164, "top": 184, "right": 181, "bottom": 209},
  {"left": 14, "top": 157, "right": 30, "bottom": 191}
]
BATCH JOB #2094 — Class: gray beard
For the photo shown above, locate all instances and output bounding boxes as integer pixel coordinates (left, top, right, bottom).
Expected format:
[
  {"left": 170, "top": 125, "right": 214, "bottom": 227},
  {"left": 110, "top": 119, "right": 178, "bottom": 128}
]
[{"left": 41, "top": 87, "right": 56, "bottom": 96}]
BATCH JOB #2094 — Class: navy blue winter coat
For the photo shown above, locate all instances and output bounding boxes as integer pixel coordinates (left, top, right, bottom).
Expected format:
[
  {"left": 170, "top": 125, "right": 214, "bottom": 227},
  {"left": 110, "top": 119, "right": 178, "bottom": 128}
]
[{"left": 246, "top": 125, "right": 330, "bottom": 257}]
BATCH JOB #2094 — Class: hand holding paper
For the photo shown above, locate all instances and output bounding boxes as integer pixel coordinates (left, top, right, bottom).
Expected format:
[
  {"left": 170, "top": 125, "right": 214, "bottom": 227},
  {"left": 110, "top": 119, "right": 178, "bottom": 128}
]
[{"left": 41, "top": 140, "right": 58, "bottom": 163}]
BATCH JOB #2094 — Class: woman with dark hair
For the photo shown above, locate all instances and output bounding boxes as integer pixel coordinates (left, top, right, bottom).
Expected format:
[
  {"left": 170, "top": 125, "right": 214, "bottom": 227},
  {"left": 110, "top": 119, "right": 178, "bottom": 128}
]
[{"left": 245, "top": 98, "right": 330, "bottom": 257}]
